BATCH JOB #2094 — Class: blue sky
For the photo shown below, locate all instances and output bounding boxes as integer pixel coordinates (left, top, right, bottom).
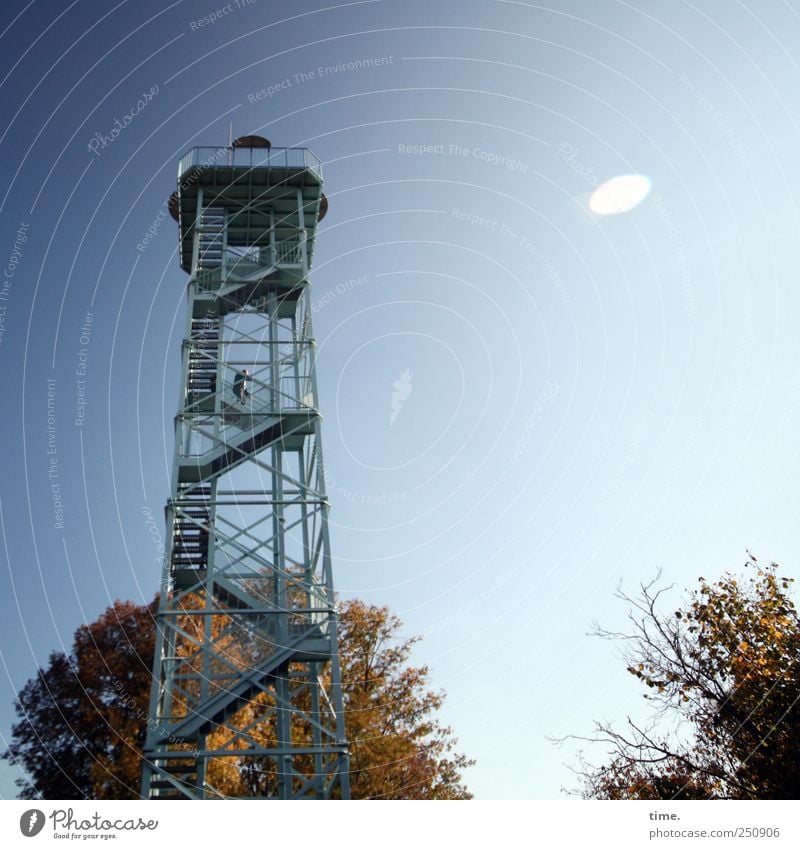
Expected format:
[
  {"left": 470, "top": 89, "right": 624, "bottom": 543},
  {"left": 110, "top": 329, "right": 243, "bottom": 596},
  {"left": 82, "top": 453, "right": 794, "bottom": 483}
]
[{"left": 2, "top": 0, "right": 800, "bottom": 800}]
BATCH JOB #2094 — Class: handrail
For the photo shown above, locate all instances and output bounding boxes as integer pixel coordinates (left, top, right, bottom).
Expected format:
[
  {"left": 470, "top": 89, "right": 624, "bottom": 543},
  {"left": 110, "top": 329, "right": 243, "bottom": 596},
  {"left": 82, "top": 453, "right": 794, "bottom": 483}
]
[{"left": 178, "top": 146, "right": 322, "bottom": 181}]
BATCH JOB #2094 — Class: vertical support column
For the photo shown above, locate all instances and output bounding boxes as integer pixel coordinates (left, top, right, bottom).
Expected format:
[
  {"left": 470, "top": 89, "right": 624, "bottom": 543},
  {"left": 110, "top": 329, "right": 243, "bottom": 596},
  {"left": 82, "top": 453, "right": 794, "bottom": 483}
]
[
  {"left": 269, "top": 287, "right": 292, "bottom": 798},
  {"left": 269, "top": 209, "right": 276, "bottom": 267},
  {"left": 297, "top": 187, "right": 309, "bottom": 278},
  {"left": 306, "top": 295, "right": 351, "bottom": 798}
]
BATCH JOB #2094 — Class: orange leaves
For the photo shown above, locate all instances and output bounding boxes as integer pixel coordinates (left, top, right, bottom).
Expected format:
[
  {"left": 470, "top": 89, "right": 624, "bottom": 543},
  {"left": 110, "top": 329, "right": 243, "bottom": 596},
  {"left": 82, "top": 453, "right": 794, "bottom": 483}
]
[
  {"left": 580, "top": 557, "right": 800, "bottom": 799},
  {"left": 336, "top": 599, "right": 474, "bottom": 799}
]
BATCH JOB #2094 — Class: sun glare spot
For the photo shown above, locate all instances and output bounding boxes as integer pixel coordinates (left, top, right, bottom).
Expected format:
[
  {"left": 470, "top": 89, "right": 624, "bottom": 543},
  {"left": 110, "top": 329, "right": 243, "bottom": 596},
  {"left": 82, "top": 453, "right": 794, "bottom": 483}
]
[{"left": 589, "top": 174, "right": 651, "bottom": 215}]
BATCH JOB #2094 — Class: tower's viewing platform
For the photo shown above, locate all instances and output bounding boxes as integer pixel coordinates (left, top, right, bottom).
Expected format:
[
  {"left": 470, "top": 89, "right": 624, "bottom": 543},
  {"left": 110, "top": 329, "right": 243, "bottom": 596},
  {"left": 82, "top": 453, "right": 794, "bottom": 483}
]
[{"left": 171, "top": 140, "right": 326, "bottom": 274}]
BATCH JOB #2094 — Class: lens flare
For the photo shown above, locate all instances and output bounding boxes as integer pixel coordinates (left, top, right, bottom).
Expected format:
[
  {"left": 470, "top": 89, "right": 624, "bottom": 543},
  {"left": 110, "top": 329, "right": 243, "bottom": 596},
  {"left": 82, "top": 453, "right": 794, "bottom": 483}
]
[{"left": 589, "top": 174, "right": 651, "bottom": 215}]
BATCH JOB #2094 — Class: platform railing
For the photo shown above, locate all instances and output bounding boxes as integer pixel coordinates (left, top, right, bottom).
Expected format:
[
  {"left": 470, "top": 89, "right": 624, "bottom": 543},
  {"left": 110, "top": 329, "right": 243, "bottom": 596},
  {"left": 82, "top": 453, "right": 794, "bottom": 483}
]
[
  {"left": 177, "top": 371, "right": 316, "bottom": 460},
  {"left": 195, "top": 231, "right": 307, "bottom": 282},
  {"left": 178, "top": 146, "right": 323, "bottom": 181}
]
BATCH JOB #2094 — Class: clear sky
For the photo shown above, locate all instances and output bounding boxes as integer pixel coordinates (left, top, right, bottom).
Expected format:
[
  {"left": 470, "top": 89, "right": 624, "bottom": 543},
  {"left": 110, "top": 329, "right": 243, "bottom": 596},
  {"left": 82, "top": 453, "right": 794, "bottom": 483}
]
[{"left": 1, "top": 0, "right": 800, "bottom": 800}]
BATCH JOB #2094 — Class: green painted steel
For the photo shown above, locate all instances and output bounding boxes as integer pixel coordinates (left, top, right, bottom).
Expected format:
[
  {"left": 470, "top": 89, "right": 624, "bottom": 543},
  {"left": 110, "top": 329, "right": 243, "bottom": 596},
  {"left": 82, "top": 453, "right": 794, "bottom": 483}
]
[{"left": 141, "top": 145, "right": 350, "bottom": 799}]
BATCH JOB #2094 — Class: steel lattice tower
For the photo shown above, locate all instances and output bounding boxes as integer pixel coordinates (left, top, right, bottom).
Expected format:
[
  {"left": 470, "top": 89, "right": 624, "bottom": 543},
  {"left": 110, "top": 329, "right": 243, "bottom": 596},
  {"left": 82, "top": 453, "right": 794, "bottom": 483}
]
[{"left": 141, "top": 138, "right": 350, "bottom": 799}]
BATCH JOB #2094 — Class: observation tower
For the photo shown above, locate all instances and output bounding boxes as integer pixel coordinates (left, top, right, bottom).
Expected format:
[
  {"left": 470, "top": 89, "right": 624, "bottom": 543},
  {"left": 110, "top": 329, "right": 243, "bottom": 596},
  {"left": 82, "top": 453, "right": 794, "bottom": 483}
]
[{"left": 141, "top": 137, "right": 349, "bottom": 799}]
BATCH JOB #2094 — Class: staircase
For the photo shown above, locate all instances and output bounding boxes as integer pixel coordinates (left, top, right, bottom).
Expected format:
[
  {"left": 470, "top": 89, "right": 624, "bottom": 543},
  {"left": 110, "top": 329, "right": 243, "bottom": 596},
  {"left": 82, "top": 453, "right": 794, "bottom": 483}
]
[
  {"left": 170, "top": 482, "right": 211, "bottom": 587},
  {"left": 162, "top": 624, "right": 329, "bottom": 744},
  {"left": 186, "top": 318, "right": 219, "bottom": 411},
  {"left": 198, "top": 206, "right": 225, "bottom": 268},
  {"left": 147, "top": 762, "right": 200, "bottom": 799},
  {"left": 177, "top": 410, "right": 315, "bottom": 483}
]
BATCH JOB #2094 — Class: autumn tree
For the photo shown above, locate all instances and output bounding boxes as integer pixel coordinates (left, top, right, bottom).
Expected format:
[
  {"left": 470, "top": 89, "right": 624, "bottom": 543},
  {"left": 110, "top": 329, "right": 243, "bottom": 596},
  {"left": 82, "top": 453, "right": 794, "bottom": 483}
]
[
  {"left": 2, "top": 597, "right": 473, "bottom": 799},
  {"left": 337, "top": 599, "right": 473, "bottom": 799},
  {"left": 1, "top": 598, "right": 158, "bottom": 799},
  {"left": 570, "top": 556, "right": 800, "bottom": 799}
]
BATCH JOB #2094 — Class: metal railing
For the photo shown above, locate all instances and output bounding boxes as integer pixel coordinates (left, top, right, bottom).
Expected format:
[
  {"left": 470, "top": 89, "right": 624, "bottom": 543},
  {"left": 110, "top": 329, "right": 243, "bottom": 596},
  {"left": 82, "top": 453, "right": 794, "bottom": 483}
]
[
  {"left": 178, "top": 146, "right": 323, "bottom": 181},
  {"left": 178, "top": 372, "right": 316, "bottom": 460},
  {"left": 194, "top": 234, "right": 307, "bottom": 287}
]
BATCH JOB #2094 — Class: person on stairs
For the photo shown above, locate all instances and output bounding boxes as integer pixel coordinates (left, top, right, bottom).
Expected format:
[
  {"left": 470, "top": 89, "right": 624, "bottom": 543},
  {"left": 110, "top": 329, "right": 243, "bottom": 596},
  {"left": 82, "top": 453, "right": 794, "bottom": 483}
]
[{"left": 233, "top": 368, "right": 250, "bottom": 405}]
